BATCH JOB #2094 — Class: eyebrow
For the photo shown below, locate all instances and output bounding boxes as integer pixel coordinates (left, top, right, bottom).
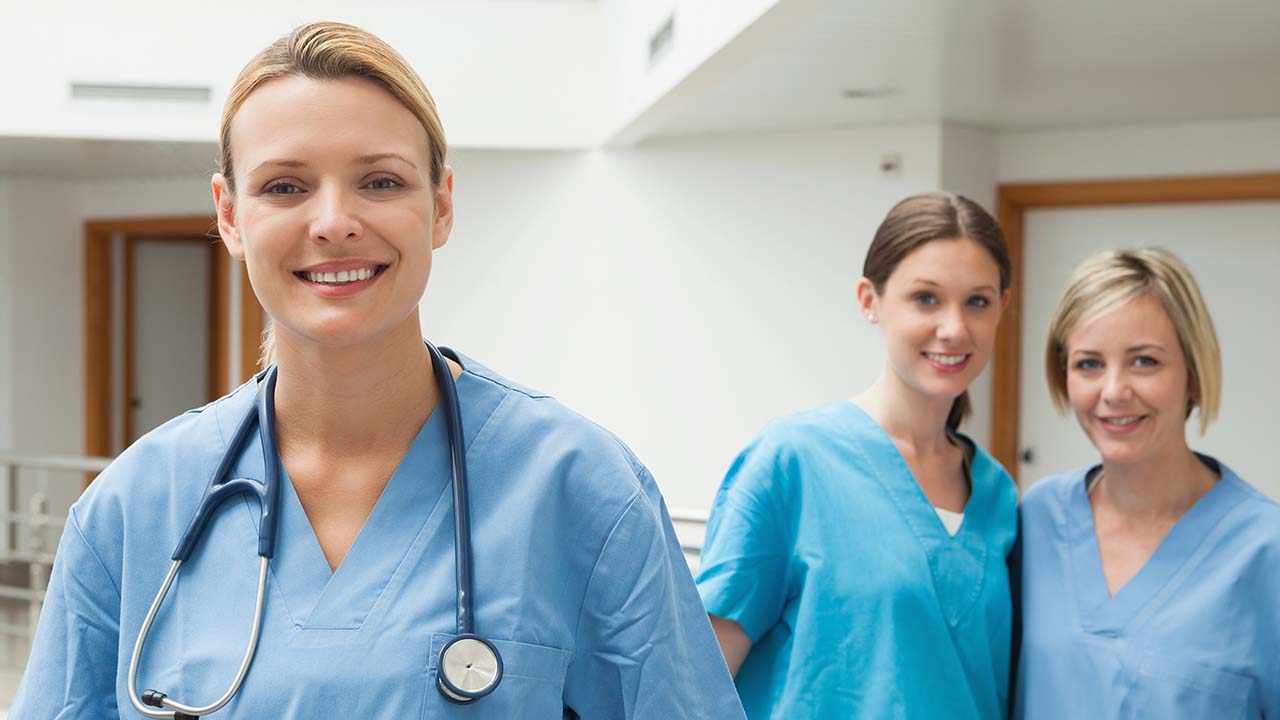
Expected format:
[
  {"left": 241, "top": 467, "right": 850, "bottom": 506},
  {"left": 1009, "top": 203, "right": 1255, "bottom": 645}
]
[
  {"left": 1070, "top": 343, "right": 1166, "bottom": 356},
  {"left": 251, "top": 159, "right": 308, "bottom": 174},
  {"left": 357, "top": 152, "right": 418, "bottom": 169},
  {"left": 911, "top": 279, "right": 998, "bottom": 293},
  {"left": 249, "top": 153, "right": 419, "bottom": 176}
]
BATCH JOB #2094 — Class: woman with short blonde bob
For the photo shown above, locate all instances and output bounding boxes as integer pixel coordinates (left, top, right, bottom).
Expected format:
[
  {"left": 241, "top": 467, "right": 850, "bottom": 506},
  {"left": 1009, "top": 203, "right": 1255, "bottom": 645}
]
[
  {"left": 1015, "top": 247, "right": 1280, "bottom": 719},
  {"left": 13, "top": 22, "right": 742, "bottom": 719}
]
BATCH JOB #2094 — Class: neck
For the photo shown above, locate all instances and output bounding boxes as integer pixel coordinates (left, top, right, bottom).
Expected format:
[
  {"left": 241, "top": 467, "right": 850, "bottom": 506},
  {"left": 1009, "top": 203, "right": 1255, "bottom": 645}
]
[
  {"left": 853, "top": 370, "right": 956, "bottom": 455},
  {"left": 270, "top": 313, "right": 438, "bottom": 456},
  {"left": 1095, "top": 443, "right": 1217, "bottom": 519}
]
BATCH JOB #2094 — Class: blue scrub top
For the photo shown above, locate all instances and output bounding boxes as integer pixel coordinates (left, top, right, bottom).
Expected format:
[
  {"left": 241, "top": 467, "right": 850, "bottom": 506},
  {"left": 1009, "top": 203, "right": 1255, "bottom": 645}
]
[
  {"left": 1015, "top": 456, "right": 1280, "bottom": 719},
  {"left": 696, "top": 402, "right": 1018, "bottom": 719},
  {"left": 13, "top": 352, "right": 744, "bottom": 719}
]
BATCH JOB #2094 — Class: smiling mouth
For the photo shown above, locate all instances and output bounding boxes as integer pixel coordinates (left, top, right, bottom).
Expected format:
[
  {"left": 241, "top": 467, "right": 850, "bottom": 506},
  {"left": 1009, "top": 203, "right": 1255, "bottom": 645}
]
[
  {"left": 294, "top": 265, "right": 388, "bottom": 285},
  {"left": 924, "top": 352, "right": 969, "bottom": 366},
  {"left": 1099, "top": 415, "right": 1146, "bottom": 428}
]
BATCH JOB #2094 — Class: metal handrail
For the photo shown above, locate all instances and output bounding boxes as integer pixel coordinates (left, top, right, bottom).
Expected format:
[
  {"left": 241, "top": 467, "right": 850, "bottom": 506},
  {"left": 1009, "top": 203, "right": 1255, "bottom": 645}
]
[
  {"left": 0, "top": 451, "right": 111, "bottom": 677},
  {"left": 0, "top": 452, "right": 112, "bottom": 473}
]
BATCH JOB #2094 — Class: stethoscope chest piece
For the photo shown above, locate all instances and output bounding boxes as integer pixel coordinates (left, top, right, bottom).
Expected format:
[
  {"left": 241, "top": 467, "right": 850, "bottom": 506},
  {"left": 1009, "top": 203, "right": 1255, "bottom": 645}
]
[{"left": 437, "top": 634, "right": 503, "bottom": 703}]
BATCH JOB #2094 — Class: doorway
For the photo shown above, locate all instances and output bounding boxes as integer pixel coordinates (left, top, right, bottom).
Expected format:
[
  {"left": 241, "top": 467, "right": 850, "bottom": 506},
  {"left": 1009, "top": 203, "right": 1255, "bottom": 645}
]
[
  {"left": 990, "top": 174, "right": 1280, "bottom": 492},
  {"left": 83, "top": 217, "right": 266, "bottom": 465}
]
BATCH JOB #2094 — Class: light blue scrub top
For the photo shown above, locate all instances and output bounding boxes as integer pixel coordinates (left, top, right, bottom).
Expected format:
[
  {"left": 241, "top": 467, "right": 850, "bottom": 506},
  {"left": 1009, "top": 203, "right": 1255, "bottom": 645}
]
[
  {"left": 13, "top": 353, "right": 744, "bottom": 719},
  {"left": 696, "top": 402, "right": 1018, "bottom": 719},
  {"left": 1015, "top": 456, "right": 1280, "bottom": 719}
]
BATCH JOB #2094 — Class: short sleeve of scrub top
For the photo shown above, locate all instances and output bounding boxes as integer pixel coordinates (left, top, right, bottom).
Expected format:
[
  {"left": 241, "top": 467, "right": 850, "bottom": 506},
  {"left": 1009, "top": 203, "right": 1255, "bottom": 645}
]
[
  {"left": 11, "top": 352, "right": 746, "bottom": 720},
  {"left": 1015, "top": 457, "right": 1280, "bottom": 720},
  {"left": 697, "top": 401, "right": 1019, "bottom": 720}
]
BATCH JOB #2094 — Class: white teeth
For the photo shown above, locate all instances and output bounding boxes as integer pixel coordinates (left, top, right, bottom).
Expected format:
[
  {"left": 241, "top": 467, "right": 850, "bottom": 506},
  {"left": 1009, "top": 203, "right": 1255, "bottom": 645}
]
[
  {"left": 1105, "top": 416, "right": 1141, "bottom": 426},
  {"left": 304, "top": 267, "right": 379, "bottom": 284},
  {"left": 925, "top": 352, "right": 966, "bottom": 366}
]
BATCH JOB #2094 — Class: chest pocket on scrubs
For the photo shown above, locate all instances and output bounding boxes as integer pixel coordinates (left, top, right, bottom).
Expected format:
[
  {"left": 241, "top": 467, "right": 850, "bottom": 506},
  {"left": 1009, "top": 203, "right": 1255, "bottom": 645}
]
[
  {"left": 425, "top": 633, "right": 572, "bottom": 718},
  {"left": 1128, "top": 652, "right": 1253, "bottom": 720}
]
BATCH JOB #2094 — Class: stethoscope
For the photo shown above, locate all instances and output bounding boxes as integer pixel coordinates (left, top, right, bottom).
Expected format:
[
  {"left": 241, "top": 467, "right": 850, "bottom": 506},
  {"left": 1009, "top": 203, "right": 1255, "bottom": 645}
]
[{"left": 127, "top": 343, "right": 503, "bottom": 719}]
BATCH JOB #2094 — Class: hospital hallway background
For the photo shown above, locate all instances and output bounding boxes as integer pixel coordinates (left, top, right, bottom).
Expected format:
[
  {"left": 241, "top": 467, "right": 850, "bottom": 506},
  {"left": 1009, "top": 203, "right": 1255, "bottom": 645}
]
[{"left": 3, "top": 0, "right": 1280, "bottom": 714}]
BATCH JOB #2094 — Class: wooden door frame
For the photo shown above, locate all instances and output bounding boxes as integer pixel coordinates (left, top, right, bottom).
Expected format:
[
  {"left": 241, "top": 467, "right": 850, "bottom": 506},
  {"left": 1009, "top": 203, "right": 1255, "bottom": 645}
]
[
  {"left": 84, "top": 217, "right": 265, "bottom": 464},
  {"left": 991, "top": 173, "right": 1280, "bottom": 483}
]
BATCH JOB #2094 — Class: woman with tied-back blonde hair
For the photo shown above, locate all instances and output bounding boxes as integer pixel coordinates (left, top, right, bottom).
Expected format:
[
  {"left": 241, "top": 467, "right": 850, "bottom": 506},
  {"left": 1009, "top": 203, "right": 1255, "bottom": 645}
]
[
  {"left": 13, "top": 22, "right": 743, "bottom": 719},
  {"left": 1015, "top": 247, "right": 1280, "bottom": 719}
]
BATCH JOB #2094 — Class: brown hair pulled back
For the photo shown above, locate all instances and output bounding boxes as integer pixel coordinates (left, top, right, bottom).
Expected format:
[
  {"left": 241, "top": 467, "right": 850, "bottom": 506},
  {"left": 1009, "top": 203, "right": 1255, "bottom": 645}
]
[{"left": 863, "top": 193, "right": 1011, "bottom": 429}]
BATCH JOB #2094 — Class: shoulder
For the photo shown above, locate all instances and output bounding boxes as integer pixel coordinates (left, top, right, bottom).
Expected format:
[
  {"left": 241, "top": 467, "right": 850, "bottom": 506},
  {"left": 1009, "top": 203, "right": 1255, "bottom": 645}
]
[
  {"left": 1218, "top": 463, "right": 1280, "bottom": 544},
  {"left": 73, "top": 381, "right": 252, "bottom": 542},
  {"left": 457, "top": 355, "right": 661, "bottom": 525},
  {"left": 747, "top": 401, "right": 861, "bottom": 465},
  {"left": 713, "top": 402, "right": 861, "bottom": 510},
  {"left": 461, "top": 356, "right": 646, "bottom": 478},
  {"left": 1022, "top": 467, "right": 1086, "bottom": 510}
]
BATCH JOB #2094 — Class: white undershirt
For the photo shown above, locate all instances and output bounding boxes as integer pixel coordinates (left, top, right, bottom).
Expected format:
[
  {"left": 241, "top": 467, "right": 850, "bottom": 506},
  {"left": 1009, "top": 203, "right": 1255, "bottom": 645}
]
[{"left": 934, "top": 506, "right": 964, "bottom": 536}]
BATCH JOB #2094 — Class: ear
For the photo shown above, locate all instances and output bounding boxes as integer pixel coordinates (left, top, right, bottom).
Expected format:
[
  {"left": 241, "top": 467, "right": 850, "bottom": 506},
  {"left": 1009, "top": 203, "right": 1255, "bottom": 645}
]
[
  {"left": 431, "top": 165, "right": 455, "bottom": 251},
  {"left": 212, "top": 174, "right": 244, "bottom": 261},
  {"left": 999, "top": 287, "right": 1012, "bottom": 313},
  {"left": 855, "top": 277, "right": 880, "bottom": 323}
]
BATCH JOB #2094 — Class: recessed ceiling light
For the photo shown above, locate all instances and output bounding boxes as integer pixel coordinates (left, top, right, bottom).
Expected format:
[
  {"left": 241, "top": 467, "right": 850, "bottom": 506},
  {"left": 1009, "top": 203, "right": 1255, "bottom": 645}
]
[{"left": 842, "top": 87, "right": 897, "bottom": 100}]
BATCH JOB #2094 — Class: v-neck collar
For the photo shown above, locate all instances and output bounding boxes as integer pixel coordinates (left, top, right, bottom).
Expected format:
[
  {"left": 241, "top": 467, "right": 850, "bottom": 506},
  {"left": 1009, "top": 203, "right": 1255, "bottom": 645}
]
[
  {"left": 1066, "top": 455, "right": 1250, "bottom": 635},
  {"left": 843, "top": 403, "right": 996, "bottom": 626},
  {"left": 218, "top": 357, "right": 506, "bottom": 636},
  {"left": 844, "top": 403, "right": 991, "bottom": 541}
]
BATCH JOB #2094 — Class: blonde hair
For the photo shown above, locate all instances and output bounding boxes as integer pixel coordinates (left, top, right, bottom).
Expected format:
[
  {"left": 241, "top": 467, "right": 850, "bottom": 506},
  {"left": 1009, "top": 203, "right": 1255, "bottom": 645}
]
[
  {"left": 1045, "top": 247, "right": 1221, "bottom": 434},
  {"left": 217, "top": 21, "right": 447, "bottom": 368}
]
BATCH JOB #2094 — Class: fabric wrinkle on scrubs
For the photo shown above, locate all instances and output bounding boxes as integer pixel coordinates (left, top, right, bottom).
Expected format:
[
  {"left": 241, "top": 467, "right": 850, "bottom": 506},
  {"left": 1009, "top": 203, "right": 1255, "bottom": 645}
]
[
  {"left": 697, "top": 401, "right": 1018, "bottom": 720},
  {"left": 12, "top": 352, "right": 745, "bottom": 720},
  {"left": 1014, "top": 456, "right": 1280, "bottom": 720}
]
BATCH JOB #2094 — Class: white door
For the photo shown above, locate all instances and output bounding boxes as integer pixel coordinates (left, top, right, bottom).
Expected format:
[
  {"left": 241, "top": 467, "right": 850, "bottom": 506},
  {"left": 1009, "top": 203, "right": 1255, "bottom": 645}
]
[
  {"left": 1019, "top": 201, "right": 1280, "bottom": 499},
  {"left": 131, "top": 240, "right": 210, "bottom": 443}
]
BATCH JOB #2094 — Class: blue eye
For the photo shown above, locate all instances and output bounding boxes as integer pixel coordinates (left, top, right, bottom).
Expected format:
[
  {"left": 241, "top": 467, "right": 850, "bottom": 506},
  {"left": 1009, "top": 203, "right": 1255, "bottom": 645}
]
[
  {"left": 968, "top": 296, "right": 991, "bottom": 308},
  {"left": 1133, "top": 356, "right": 1159, "bottom": 368},
  {"left": 1074, "top": 358, "right": 1102, "bottom": 371},
  {"left": 365, "top": 177, "right": 402, "bottom": 190},
  {"left": 914, "top": 292, "right": 938, "bottom": 305}
]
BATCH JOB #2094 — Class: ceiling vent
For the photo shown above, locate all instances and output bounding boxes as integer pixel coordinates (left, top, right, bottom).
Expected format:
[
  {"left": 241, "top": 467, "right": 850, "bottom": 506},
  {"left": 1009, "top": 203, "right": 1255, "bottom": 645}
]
[
  {"left": 648, "top": 12, "right": 675, "bottom": 69},
  {"left": 71, "top": 82, "right": 211, "bottom": 103}
]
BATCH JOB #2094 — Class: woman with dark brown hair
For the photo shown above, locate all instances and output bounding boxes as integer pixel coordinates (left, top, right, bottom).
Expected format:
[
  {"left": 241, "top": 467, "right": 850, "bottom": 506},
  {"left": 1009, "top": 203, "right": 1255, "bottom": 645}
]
[{"left": 697, "top": 193, "right": 1018, "bottom": 719}]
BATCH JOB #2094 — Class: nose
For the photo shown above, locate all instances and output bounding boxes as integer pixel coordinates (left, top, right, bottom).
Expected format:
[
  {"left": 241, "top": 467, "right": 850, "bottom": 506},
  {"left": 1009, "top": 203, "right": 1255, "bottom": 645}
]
[
  {"left": 1100, "top": 368, "right": 1133, "bottom": 405},
  {"left": 935, "top": 304, "right": 969, "bottom": 344},
  {"left": 310, "top": 184, "right": 361, "bottom": 243}
]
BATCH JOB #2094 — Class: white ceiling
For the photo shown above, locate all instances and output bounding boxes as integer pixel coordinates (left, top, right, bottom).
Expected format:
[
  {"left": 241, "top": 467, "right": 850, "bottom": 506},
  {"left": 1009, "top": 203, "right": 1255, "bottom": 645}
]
[
  {"left": 4, "top": 0, "right": 1279, "bottom": 177},
  {"left": 0, "top": 136, "right": 217, "bottom": 180},
  {"left": 613, "top": 0, "right": 1280, "bottom": 142}
]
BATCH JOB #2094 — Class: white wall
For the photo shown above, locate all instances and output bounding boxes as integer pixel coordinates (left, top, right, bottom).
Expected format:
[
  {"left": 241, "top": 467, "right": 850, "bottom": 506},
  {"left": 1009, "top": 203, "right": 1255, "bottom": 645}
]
[
  {"left": 431, "top": 123, "right": 942, "bottom": 509},
  {"left": 3, "top": 1, "right": 606, "bottom": 149},
  {"left": 7, "top": 180, "right": 83, "bottom": 456},
  {"left": 0, "top": 179, "right": 12, "bottom": 448},
  {"left": 998, "top": 118, "right": 1280, "bottom": 182}
]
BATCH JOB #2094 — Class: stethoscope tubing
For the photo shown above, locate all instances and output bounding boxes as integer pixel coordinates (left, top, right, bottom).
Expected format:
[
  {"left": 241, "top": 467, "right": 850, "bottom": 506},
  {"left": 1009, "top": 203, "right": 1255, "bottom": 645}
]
[
  {"left": 429, "top": 343, "right": 476, "bottom": 636},
  {"left": 126, "top": 343, "right": 490, "bottom": 717},
  {"left": 128, "top": 558, "right": 270, "bottom": 719}
]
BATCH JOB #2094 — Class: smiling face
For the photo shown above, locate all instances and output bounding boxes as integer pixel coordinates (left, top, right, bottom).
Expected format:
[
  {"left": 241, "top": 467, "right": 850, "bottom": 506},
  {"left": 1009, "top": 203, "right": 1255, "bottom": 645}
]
[
  {"left": 860, "top": 237, "right": 1008, "bottom": 405},
  {"left": 212, "top": 74, "right": 452, "bottom": 354},
  {"left": 1064, "top": 292, "right": 1193, "bottom": 467}
]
